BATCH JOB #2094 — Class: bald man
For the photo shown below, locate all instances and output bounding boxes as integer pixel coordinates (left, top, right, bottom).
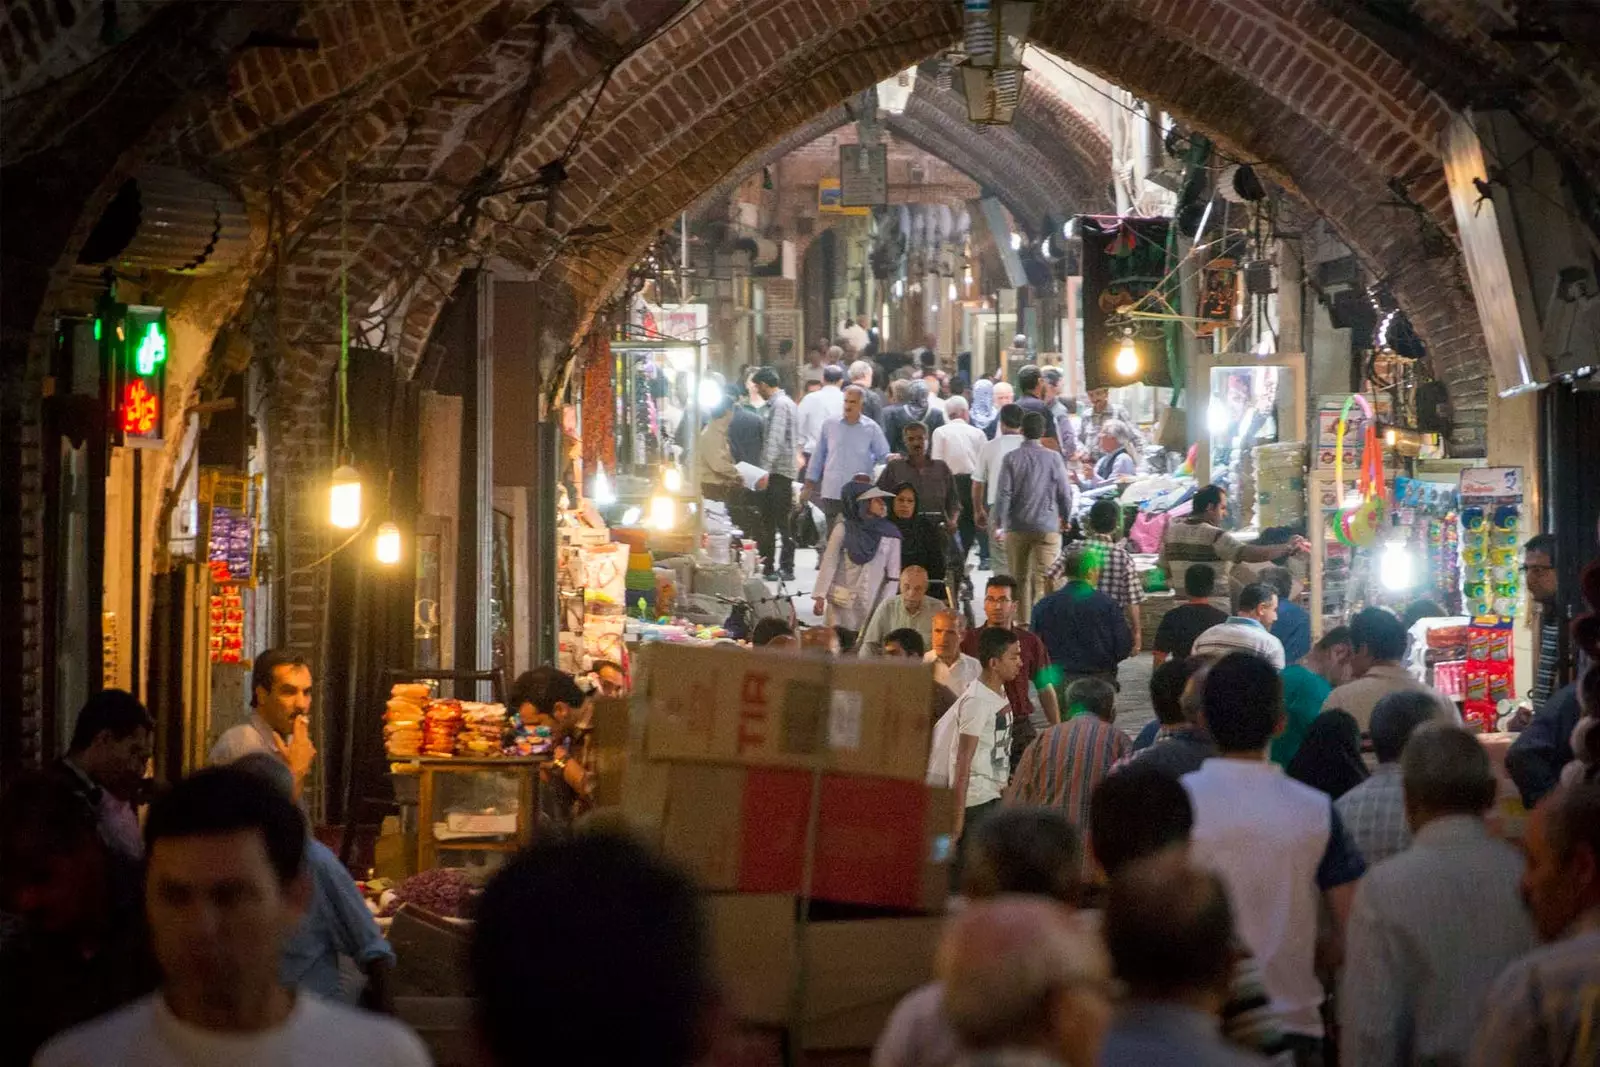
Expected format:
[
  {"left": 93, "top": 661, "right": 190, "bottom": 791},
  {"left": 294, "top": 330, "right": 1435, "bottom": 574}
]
[
  {"left": 856, "top": 565, "right": 935, "bottom": 656},
  {"left": 939, "top": 897, "right": 1113, "bottom": 1067}
]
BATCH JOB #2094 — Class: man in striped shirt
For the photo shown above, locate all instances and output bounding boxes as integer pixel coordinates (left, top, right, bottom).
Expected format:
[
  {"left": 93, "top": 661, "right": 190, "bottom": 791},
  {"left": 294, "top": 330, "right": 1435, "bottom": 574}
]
[
  {"left": 1158, "top": 485, "right": 1309, "bottom": 597},
  {"left": 1006, "top": 677, "right": 1129, "bottom": 876},
  {"left": 1524, "top": 534, "right": 1573, "bottom": 715}
]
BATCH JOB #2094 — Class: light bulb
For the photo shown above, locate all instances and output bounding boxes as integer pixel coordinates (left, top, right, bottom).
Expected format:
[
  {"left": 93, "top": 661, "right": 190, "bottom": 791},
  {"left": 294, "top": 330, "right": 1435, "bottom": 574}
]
[
  {"left": 1379, "top": 540, "right": 1416, "bottom": 591},
  {"left": 592, "top": 463, "right": 616, "bottom": 506},
  {"left": 1114, "top": 337, "right": 1139, "bottom": 378},
  {"left": 697, "top": 378, "right": 722, "bottom": 410},
  {"left": 621, "top": 505, "right": 643, "bottom": 526},
  {"left": 329, "top": 465, "right": 362, "bottom": 529},
  {"left": 930, "top": 301, "right": 939, "bottom": 312},
  {"left": 647, "top": 494, "right": 678, "bottom": 531},
  {"left": 1206, "top": 397, "right": 1230, "bottom": 437},
  {"left": 963, "top": 267, "right": 973, "bottom": 290},
  {"left": 1255, "top": 332, "right": 1274, "bottom": 356},
  {"left": 947, "top": 282, "right": 957, "bottom": 301},
  {"left": 1009, "top": 232, "right": 1023, "bottom": 251},
  {"left": 662, "top": 466, "right": 683, "bottom": 494},
  {"left": 375, "top": 521, "right": 401, "bottom": 565},
  {"left": 1384, "top": 428, "right": 1399, "bottom": 448},
  {"left": 893, "top": 279, "right": 905, "bottom": 298}
]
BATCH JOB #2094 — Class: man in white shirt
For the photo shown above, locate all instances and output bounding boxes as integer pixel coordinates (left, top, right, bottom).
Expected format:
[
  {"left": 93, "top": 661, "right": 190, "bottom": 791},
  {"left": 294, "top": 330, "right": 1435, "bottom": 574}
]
[
  {"left": 1181, "top": 652, "right": 1366, "bottom": 1062},
  {"left": 929, "top": 627, "right": 1022, "bottom": 882},
  {"left": 925, "top": 608, "right": 982, "bottom": 696},
  {"left": 36, "top": 767, "right": 431, "bottom": 1067},
  {"left": 932, "top": 396, "right": 988, "bottom": 569},
  {"left": 1191, "top": 582, "right": 1288, "bottom": 670},
  {"left": 794, "top": 363, "right": 846, "bottom": 459},
  {"left": 210, "top": 648, "right": 316, "bottom": 800},
  {"left": 972, "top": 402, "right": 1025, "bottom": 573},
  {"left": 1321, "top": 607, "right": 1459, "bottom": 730}
]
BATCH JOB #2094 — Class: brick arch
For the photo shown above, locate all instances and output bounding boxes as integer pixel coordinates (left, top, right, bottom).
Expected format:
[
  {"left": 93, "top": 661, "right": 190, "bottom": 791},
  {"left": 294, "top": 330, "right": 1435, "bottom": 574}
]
[{"left": 480, "top": 0, "right": 1495, "bottom": 449}]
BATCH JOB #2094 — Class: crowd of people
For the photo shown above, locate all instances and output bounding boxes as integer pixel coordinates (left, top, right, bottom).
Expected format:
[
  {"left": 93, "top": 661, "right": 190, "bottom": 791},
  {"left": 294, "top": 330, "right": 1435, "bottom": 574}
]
[{"left": 5, "top": 318, "right": 1600, "bottom": 1064}]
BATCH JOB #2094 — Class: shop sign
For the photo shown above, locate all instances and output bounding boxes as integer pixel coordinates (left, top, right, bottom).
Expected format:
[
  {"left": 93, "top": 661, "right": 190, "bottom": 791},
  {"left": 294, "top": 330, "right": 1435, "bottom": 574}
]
[{"left": 99, "top": 301, "right": 169, "bottom": 446}]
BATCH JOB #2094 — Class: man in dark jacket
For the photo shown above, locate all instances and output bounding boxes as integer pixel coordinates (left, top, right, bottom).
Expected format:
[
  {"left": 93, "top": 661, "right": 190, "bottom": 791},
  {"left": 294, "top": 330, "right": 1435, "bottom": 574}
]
[
  {"left": 1506, "top": 682, "right": 1582, "bottom": 808},
  {"left": 1031, "top": 547, "right": 1133, "bottom": 696}
]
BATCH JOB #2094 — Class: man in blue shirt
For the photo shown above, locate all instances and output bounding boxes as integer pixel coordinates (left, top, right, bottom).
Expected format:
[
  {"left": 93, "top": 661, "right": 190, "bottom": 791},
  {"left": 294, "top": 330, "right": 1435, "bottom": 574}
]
[
  {"left": 1031, "top": 547, "right": 1133, "bottom": 695},
  {"left": 230, "top": 754, "right": 395, "bottom": 1008},
  {"left": 802, "top": 385, "right": 889, "bottom": 531},
  {"left": 1265, "top": 567, "right": 1311, "bottom": 663},
  {"left": 995, "top": 412, "right": 1077, "bottom": 615}
]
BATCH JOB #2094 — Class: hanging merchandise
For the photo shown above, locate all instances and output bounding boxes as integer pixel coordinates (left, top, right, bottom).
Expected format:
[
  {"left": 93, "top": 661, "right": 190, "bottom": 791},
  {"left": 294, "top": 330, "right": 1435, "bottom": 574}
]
[
  {"left": 1330, "top": 394, "right": 1386, "bottom": 548},
  {"left": 1457, "top": 467, "right": 1523, "bottom": 730}
]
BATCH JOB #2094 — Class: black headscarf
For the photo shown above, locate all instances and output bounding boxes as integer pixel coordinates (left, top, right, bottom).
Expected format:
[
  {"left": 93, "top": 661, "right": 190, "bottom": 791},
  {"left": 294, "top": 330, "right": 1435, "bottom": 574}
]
[
  {"left": 889, "top": 483, "right": 946, "bottom": 584},
  {"left": 1287, "top": 711, "right": 1369, "bottom": 799}
]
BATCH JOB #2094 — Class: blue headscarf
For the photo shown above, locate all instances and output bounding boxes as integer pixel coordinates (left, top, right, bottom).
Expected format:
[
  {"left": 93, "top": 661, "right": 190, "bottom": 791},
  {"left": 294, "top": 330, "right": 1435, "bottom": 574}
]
[
  {"left": 839, "top": 480, "right": 901, "bottom": 565},
  {"left": 969, "top": 379, "right": 997, "bottom": 431}
]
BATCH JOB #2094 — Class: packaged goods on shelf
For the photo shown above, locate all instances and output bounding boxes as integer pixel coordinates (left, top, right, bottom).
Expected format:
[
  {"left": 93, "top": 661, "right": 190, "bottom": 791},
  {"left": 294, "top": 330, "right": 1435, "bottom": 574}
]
[
  {"left": 454, "top": 702, "right": 507, "bottom": 757},
  {"left": 384, "top": 682, "right": 432, "bottom": 758},
  {"left": 422, "top": 699, "right": 463, "bottom": 758}
]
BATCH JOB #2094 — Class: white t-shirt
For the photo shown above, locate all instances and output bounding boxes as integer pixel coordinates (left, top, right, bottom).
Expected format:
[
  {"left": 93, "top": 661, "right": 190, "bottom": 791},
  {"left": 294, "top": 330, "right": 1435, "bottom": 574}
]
[
  {"left": 35, "top": 992, "right": 432, "bottom": 1067},
  {"left": 930, "top": 420, "right": 987, "bottom": 476},
  {"left": 927, "top": 680, "right": 1010, "bottom": 806},
  {"left": 1182, "top": 759, "right": 1365, "bottom": 1039},
  {"left": 974, "top": 433, "right": 1024, "bottom": 506}
]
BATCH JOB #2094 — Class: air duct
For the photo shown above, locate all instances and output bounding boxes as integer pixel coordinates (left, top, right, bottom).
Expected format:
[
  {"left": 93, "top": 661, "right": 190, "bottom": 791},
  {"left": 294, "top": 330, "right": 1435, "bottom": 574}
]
[{"left": 78, "top": 166, "right": 249, "bottom": 275}]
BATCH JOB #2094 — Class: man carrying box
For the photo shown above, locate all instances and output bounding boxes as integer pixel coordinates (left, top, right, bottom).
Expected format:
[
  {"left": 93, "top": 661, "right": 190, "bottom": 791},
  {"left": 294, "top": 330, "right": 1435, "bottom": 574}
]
[{"left": 929, "top": 627, "right": 1023, "bottom": 881}]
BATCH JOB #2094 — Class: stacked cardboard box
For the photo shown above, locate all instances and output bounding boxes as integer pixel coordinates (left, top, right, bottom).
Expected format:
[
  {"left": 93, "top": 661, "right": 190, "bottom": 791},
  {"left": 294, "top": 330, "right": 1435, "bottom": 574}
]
[{"left": 599, "top": 643, "right": 950, "bottom": 1055}]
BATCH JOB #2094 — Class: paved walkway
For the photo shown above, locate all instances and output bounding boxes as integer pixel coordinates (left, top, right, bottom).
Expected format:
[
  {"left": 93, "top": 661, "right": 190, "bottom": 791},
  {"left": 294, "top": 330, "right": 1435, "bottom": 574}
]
[{"left": 762, "top": 548, "right": 1158, "bottom": 740}]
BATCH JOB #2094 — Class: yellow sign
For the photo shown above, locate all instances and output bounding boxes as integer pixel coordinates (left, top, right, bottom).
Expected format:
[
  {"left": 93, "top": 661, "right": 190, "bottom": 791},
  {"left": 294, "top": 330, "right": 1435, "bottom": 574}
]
[{"left": 818, "top": 178, "right": 870, "bottom": 216}]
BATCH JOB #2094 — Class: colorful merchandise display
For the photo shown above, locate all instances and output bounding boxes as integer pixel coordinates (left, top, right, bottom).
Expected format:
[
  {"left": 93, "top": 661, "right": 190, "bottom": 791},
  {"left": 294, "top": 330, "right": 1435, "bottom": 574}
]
[
  {"left": 1456, "top": 467, "right": 1523, "bottom": 730},
  {"left": 1458, "top": 467, "right": 1525, "bottom": 618},
  {"left": 1463, "top": 617, "right": 1516, "bottom": 731}
]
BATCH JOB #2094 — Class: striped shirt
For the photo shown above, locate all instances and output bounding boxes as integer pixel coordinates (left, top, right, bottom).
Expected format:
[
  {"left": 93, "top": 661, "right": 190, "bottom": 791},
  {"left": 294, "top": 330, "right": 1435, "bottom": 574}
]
[
  {"left": 1006, "top": 715, "right": 1130, "bottom": 874},
  {"left": 1192, "top": 617, "right": 1287, "bottom": 670},
  {"left": 1531, "top": 609, "right": 1568, "bottom": 714},
  {"left": 1159, "top": 517, "right": 1245, "bottom": 589},
  {"left": 1341, "top": 816, "right": 1537, "bottom": 1067},
  {"left": 1470, "top": 919, "right": 1600, "bottom": 1067}
]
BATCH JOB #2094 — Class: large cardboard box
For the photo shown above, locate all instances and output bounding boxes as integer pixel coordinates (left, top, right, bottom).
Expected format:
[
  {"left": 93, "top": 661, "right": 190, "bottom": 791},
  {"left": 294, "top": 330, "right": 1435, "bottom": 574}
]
[
  {"left": 640, "top": 644, "right": 933, "bottom": 781},
  {"left": 627, "top": 762, "right": 952, "bottom": 911},
  {"left": 708, "top": 894, "right": 942, "bottom": 1048}
]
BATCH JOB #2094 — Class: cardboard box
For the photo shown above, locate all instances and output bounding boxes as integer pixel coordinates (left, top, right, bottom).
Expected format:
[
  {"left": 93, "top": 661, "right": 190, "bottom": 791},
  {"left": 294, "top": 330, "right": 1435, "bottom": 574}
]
[
  {"left": 629, "top": 763, "right": 952, "bottom": 911},
  {"left": 640, "top": 644, "right": 932, "bottom": 782},
  {"left": 707, "top": 893, "right": 942, "bottom": 1047}
]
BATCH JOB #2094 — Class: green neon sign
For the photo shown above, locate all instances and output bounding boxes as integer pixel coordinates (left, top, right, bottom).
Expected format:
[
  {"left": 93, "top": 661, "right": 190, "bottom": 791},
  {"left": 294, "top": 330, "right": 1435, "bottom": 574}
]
[{"left": 134, "top": 320, "right": 167, "bottom": 376}]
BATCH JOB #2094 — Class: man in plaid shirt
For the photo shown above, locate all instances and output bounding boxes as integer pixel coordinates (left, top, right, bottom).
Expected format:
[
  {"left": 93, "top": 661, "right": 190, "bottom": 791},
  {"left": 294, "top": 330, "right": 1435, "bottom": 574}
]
[{"left": 1074, "top": 498, "right": 1143, "bottom": 651}]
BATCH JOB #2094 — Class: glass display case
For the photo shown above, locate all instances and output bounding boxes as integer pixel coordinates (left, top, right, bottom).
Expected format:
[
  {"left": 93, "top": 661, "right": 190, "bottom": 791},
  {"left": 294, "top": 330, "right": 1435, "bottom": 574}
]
[
  {"left": 1192, "top": 352, "right": 1306, "bottom": 500},
  {"left": 403, "top": 757, "right": 542, "bottom": 871}
]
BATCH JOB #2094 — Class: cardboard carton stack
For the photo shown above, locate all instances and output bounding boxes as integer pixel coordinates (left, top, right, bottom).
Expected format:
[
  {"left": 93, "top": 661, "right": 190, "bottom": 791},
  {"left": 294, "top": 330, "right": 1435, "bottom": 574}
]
[{"left": 606, "top": 642, "right": 951, "bottom": 1061}]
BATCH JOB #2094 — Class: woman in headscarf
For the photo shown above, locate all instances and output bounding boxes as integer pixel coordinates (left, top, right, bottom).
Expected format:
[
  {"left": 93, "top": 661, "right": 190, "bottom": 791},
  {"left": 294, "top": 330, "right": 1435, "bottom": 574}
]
[
  {"left": 903, "top": 379, "right": 946, "bottom": 436},
  {"left": 1287, "top": 710, "right": 1369, "bottom": 799},
  {"left": 968, "top": 378, "right": 998, "bottom": 435},
  {"left": 813, "top": 480, "right": 903, "bottom": 647},
  {"left": 889, "top": 482, "right": 950, "bottom": 605}
]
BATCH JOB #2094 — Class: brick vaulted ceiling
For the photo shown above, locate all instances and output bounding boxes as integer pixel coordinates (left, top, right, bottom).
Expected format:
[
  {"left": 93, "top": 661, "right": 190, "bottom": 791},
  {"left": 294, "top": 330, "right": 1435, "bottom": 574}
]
[{"left": 7, "top": 0, "right": 1600, "bottom": 456}]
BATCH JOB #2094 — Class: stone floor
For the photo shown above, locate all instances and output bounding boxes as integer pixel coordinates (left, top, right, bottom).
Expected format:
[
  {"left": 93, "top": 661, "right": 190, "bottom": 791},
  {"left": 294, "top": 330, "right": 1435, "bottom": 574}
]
[{"left": 762, "top": 546, "right": 1158, "bottom": 741}]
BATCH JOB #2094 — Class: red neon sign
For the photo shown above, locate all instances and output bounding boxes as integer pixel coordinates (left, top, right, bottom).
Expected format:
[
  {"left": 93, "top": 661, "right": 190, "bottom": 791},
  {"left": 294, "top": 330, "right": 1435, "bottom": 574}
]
[{"left": 121, "top": 378, "right": 160, "bottom": 436}]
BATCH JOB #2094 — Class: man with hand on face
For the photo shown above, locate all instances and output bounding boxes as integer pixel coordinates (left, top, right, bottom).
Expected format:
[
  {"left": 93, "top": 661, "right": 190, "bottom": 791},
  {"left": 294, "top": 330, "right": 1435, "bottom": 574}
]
[
  {"left": 33, "top": 768, "right": 430, "bottom": 1067},
  {"left": 53, "top": 689, "right": 154, "bottom": 860},
  {"left": 211, "top": 648, "right": 316, "bottom": 801}
]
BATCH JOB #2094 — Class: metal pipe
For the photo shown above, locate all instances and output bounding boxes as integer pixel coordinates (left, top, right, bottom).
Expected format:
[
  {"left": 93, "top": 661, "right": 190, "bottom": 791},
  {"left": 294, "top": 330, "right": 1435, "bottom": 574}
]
[{"left": 475, "top": 275, "right": 495, "bottom": 698}]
